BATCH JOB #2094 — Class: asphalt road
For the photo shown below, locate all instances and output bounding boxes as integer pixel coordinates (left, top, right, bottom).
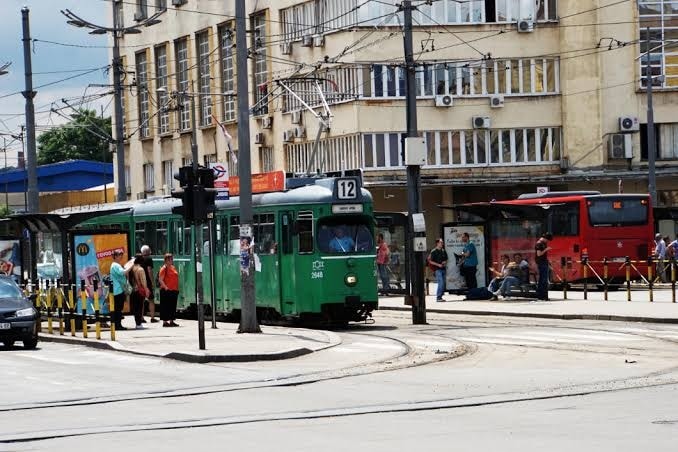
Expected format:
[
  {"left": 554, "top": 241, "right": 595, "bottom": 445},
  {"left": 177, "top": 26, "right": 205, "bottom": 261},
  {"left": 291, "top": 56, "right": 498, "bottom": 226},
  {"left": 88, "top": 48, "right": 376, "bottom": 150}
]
[{"left": 2, "top": 311, "right": 678, "bottom": 451}]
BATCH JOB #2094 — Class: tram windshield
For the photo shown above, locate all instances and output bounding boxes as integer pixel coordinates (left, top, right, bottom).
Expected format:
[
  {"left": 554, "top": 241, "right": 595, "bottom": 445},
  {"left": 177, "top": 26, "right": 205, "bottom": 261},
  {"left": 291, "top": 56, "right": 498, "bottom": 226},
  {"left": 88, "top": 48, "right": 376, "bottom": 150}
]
[{"left": 317, "top": 217, "right": 374, "bottom": 253}]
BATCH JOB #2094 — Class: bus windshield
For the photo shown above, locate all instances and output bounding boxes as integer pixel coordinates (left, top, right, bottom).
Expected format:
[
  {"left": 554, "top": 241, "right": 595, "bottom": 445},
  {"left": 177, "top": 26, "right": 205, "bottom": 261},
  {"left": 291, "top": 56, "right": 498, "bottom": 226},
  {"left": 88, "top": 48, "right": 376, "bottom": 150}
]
[
  {"left": 587, "top": 198, "right": 649, "bottom": 226},
  {"left": 317, "top": 218, "right": 374, "bottom": 253}
]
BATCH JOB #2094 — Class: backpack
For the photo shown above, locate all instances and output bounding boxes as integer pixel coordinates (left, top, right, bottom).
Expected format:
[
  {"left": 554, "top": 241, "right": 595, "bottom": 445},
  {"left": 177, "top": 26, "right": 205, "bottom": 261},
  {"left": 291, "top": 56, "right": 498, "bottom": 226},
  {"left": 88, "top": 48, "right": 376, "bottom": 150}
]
[{"left": 465, "top": 287, "right": 493, "bottom": 300}]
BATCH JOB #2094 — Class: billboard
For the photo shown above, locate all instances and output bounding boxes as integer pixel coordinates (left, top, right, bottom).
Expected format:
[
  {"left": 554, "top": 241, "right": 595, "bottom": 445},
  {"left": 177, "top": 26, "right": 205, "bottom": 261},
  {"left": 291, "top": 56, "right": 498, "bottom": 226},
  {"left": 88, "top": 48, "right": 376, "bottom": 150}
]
[
  {"left": 442, "top": 224, "right": 486, "bottom": 292},
  {"left": 73, "top": 232, "right": 129, "bottom": 315},
  {"left": 0, "top": 239, "right": 21, "bottom": 282}
]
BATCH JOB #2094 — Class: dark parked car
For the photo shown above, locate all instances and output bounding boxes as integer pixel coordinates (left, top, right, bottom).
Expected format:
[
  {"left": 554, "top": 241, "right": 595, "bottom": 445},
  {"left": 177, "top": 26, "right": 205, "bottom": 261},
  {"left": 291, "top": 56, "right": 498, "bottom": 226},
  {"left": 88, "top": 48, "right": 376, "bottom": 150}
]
[{"left": 0, "top": 276, "right": 39, "bottom": 349}]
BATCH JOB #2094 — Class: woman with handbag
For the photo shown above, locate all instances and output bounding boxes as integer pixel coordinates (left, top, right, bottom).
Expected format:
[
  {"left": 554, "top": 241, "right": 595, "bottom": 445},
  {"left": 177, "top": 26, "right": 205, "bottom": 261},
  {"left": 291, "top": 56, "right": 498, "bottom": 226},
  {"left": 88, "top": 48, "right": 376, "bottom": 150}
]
[
  {"left": 109, "top": 250, "right": 132, "bottom": 330},
  {"left": 130, "top": 254, "right": 149, "bottom": 329},
  {"left": 158, "top": 253, "right": 180, "bottom": 327}
]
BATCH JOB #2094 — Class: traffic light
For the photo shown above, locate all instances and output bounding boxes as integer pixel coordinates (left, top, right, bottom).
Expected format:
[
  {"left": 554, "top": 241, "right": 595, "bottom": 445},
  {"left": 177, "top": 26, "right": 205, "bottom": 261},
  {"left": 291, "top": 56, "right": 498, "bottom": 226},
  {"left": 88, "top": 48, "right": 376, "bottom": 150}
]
[
  {"left": 171, "top": 166, "right": 195, "bottom": 224},
  {"left": 193, "top": 167, "right": 217, "bottom": 222}
]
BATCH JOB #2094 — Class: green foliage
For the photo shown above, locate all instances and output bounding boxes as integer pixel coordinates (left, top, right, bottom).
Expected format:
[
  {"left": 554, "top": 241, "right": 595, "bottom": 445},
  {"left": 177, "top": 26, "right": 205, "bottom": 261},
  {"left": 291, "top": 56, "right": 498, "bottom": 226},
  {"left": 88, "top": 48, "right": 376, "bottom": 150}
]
[
  {"left": 0, "top": 205, "right": 12, "bottom": 218},
  {"left": 37, "top": 109, "right": 112, "bottom": 164}
]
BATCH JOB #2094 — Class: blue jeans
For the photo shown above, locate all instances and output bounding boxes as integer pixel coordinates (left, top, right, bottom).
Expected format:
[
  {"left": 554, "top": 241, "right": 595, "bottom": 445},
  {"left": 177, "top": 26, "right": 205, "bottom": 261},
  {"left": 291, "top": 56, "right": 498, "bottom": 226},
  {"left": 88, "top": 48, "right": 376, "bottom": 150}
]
[
  {"left": 378, "top": 264, "right": 390, "bottom": 292},
  {"left": 537, "top": 262, "right": 549, "bottom": 299},
  {"left": 435, "top": 269, "right": 446, "bottom": 299},
  {"left": 498, "top": 276, "right": 520, "bottom": 296}
]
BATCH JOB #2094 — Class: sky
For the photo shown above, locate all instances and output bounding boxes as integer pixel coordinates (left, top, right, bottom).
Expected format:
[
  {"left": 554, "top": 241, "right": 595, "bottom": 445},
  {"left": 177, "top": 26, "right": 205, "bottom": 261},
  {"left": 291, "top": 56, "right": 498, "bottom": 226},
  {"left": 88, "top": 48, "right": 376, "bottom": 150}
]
[{"left": 0, "top": 0, "right": 110, "bottom": 166}]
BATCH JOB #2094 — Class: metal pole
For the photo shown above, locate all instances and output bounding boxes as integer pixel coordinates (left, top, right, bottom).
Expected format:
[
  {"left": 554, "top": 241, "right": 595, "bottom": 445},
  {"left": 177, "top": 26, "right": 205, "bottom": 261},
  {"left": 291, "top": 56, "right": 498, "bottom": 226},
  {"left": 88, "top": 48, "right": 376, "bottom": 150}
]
[
  {"left": 112, "top": 2, "right": 127, "bottom": 202},
  {"left": 403, "top": 1, "right": 426, "bottom": 325},
  {"left": 2, "top": 138, "right": 7, "bottom": 207},
  {"left": 189, "top": 81, "right": 206, "bottom": 350},
  {"left": 646, "top": 27, "right": 657, "bottom": 207},
  {"left": 236, "top": 0, "right": 260, "bottom": 333},
  {"left": 21, "top": 7, "right": 38, "bottom": 213},
  {"left": 208, "top": 219, "right": 217, "bottom": 329}
]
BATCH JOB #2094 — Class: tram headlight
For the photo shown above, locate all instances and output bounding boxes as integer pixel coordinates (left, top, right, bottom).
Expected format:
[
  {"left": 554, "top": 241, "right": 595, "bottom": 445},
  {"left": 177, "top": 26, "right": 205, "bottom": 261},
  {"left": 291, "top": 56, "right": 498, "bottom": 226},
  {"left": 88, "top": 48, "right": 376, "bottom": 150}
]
[{"left": 345, "top": 273, "right": 358, "bottom": 287}]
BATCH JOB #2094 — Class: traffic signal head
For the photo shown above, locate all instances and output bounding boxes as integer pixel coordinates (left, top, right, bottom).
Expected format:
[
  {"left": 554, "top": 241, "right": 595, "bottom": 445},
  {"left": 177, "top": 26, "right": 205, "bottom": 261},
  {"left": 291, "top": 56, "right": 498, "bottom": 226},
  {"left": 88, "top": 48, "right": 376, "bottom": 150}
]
[
  {"left": 196, "top": 167, "right": 215, "bottom": 189},
  {"left": 174, "top": 166, "right": 195, "bottom": 188},
  {"left": 171, "top": 188, "right": 195, "bottom": 224}
]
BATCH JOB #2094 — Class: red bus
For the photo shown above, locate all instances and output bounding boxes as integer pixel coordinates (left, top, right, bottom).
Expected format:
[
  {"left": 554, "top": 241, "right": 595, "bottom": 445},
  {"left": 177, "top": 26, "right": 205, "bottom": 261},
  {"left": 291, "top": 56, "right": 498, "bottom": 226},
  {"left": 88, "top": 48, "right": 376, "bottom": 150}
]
[{"left": 455, "top": 191, "right": 654, "bottom": 284}]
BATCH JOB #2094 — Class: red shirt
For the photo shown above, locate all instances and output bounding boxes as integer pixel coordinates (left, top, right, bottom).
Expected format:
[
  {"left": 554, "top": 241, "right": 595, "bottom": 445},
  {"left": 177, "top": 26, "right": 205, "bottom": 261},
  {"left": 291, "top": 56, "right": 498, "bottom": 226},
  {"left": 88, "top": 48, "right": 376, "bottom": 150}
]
[
  {"left": 159, "top": 264, "right": 179, "bottom": 291},
  {"left": 377, "top": 242, "right": 389, "bottom": 265}
]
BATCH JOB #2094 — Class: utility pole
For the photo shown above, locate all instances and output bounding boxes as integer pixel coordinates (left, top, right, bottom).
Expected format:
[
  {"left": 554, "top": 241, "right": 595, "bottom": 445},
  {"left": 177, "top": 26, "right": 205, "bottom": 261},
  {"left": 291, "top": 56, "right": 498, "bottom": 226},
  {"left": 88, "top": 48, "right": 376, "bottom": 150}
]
[
  {"left": 403, "top": 1, "right": 426, "bottom": 324},
  {"left": 111, "top": 1, "right": 126, "bottom": 202},
  {"left": 645, "top": 27, "right": 658, "bottom": 207},
  {"left": 21, "top": 7, "right": 38, "bottom": 213},
  {"left": 235, "top": 0, "right": 260, "bottom": 334}
]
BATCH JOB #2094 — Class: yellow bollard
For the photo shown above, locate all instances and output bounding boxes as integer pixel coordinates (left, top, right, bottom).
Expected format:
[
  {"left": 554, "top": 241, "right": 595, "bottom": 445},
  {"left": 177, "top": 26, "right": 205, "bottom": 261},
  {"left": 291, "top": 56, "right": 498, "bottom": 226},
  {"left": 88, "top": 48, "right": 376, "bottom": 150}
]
[
  {"left": 108, "top": 281, "right": 115, "bottom": 341},
  {"left": 80, "top": 280, "right": 88, "bottom": 339},
  {"left": 93, "top": 280, "right": 101, "bottom": 340},
  {"left": 648, "top": 257, "right": 654, "bottom": 303},
  {"left": 68, "top": 286, "right": 76, "bottom": 337},
  {"left": 603, "top": 257, "right": 609, "bottom": 301},
  {"left": 56, "top": 280, "right": 64, "bottom": 336},
  {"left": 46, "top": 281, "right": 53, "bottom": 335},
  {"left": 625, "top": 257, "right": 631, "bottom": 302}
]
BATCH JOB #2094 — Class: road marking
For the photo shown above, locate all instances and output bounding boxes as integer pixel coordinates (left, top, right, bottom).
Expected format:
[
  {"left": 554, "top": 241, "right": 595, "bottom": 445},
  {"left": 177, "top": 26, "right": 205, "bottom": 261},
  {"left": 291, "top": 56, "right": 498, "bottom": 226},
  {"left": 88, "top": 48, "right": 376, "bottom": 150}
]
[{"left": 347, "top": 341, "right": 403, "bottom": 350}]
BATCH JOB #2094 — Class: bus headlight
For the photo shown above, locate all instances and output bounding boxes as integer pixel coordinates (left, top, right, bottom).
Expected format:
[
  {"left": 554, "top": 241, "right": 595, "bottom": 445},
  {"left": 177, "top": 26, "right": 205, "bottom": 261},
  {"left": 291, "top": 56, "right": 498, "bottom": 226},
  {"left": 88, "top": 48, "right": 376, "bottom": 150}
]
[{"left": 345, "top": 274, "right": 358, "bottom": 287}]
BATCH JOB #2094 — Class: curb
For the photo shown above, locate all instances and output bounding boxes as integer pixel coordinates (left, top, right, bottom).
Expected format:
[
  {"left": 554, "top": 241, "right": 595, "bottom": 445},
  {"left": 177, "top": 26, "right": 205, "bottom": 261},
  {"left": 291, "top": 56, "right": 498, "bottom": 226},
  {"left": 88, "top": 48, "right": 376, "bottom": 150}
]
[
  {"left": 38, "top": 334, "right": 319, "bottom": 363},
  {"left": 379, "top": 305, "right": 678, "bottom": 324}
]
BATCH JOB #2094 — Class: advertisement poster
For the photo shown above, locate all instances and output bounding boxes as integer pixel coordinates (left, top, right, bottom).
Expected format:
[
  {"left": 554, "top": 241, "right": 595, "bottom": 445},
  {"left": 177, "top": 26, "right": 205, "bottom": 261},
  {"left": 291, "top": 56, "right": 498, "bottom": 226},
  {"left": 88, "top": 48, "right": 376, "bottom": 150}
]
[
  {"left": 442, "top": 225, "right": 486, "bottom": 292},
  {"left": 209, "top": 162, "right": 229, "bottom": 200},
  {"left": 73, "top": 233, "right": 129, "bottom": 315},
  {"left": 0, "top": 239, "right": 21, "bottom": 282}
]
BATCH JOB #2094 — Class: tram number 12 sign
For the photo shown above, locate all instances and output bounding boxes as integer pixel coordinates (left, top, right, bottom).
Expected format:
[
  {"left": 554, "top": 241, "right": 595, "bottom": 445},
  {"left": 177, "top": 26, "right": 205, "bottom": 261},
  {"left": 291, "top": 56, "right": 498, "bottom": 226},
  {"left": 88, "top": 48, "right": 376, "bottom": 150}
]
[{"left": 335, "top": 178, "right": 359, "bottom": 200}]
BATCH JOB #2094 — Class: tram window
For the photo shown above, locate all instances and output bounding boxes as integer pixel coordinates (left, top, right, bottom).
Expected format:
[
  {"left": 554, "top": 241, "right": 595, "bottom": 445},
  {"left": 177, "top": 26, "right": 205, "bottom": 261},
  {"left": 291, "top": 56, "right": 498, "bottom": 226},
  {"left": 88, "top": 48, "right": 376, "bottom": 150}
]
[
  {"left": 182, "top": 225, "right": 191, "bottom": 255},
  {"left": 317, "top": 217, "right": 374, "bottom": 253},
  {"left": 156, "top": 221, "right": 168, "bottom": 254},
  {"left": 253, "top": 213, "right": 276, "bottom": 254},
  {"left": 229, "top": 215, "right": 241, "bottom": 255},
  {"left": 297, "top": 211, "right": 314, "bottom": 254},
  {"left": 134, "top": 222, "right": 146, "bottom": 253}
]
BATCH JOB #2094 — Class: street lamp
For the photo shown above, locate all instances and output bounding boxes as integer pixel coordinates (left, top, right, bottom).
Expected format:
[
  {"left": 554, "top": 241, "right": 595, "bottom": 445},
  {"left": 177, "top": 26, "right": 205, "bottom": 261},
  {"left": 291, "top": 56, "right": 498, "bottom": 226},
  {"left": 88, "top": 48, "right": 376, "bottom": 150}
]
[
  {"left": 62, "top": 3, "right": 163, "bottom": 202},
  {"left": 0, "top": 62, "right": 10, "bottom": 76}
]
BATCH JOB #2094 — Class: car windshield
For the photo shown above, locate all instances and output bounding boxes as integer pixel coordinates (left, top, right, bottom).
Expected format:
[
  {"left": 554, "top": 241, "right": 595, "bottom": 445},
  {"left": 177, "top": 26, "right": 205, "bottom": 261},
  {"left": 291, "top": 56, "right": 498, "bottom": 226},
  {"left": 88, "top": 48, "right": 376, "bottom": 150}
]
[
  {"left": 317, "top": 217, "right": 374, "bottom": 253},
  {"left": 0, "top": 278, "right": 22, "bottom": 298}
]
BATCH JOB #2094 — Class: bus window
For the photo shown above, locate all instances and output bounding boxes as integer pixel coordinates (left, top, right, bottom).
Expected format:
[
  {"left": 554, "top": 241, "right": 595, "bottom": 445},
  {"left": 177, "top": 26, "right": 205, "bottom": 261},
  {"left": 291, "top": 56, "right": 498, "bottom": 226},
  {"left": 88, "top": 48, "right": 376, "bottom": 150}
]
[
  {"left": 281, "top": 212, "right": 293, "bottom": 255},
  {"left": 546, "top": 203, "right": 579, "bottom": 236},
  {"left": 254, "top": 213, "right": 276, "bottom": 254},
  {"left": 297, "top": 211, "right": 314, "bottom": 254},
  {"left": 317, "top": 217, "right": 374, "bottom": 253},
  {"left": 587, "top": 198, "right": 649, "bottom": 226}
]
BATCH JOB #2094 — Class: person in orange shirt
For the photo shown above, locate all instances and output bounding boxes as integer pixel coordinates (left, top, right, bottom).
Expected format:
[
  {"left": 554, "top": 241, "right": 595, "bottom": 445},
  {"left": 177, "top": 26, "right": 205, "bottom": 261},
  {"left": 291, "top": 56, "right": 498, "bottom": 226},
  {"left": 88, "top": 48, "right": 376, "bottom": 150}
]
[{"left": 158, "top": 253, "right": 180, "bottom": 327}]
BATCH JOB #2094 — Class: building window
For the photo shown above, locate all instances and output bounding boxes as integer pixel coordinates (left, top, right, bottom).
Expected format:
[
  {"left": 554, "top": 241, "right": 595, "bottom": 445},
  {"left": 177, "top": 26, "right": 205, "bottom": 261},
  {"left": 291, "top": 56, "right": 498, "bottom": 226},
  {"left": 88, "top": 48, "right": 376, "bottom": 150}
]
[
  {"left": 642, "top": 123, "right": 678, "bottom": 160},
  {"left": 229, "top": 150, "right": 239, "bottom": 177},
  {"left": 125, "top": 166, "right": 131, "bottom": 195},
  {"left": 251, "top": 12, "right": 268, "bottom": 116},
  {"left": 204, "top": 154, "right": 217, "bottom": 165},
  {"left": 361, "top": 127, "right": 561, "bottom": 168},
  {"left": 162, "top": 160, "right": 173, "bottom": 191},
  {"left": 155, "top": 44, "right": 170, "bottom": 134},
  {"left": 282, "top": 66, "right": 360, "bottom": 112},
  {"left": 259, "top": 147, "right": 274, "bottom": 172},
  {"left": 175, "top": 37, "right": 191, "bottom": 131},
  {"left": 135, "top": 50, "right": 150, "bottom": 138},
  {"left": 196, "top": 31, "right": 212, "bottom": 127},
  {"left": 156, "top": 0, "right": 166, "bottom": 11},
  {"left": 144, "top": 163, "right": 154, "bottom": 192},
  {"left": 639, "top": 1, "right": 678, "bottom": 88},
  {"left": 135, "top": 0, "right": 148, "bottom": 20},
  {"left": 115, "top": 0, "right": 124, "bottom": 27},
  {"left": 219, "top": 25, "right": 236, "bottom": 122}
]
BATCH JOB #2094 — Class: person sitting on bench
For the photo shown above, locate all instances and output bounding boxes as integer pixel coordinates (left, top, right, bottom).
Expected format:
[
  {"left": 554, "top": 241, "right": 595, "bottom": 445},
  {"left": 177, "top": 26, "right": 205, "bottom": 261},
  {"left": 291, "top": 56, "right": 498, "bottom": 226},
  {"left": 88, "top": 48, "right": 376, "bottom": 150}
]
[{"left": 491, "top": 261, "right": 522, "bottom": 300}]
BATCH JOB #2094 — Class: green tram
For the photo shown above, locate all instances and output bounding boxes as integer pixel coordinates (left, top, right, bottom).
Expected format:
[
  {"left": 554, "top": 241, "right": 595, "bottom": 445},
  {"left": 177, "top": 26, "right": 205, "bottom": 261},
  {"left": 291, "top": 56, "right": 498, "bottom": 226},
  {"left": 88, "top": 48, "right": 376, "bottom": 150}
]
[{"left": 72, "top": 176, "right": 378, "bottom": 324}]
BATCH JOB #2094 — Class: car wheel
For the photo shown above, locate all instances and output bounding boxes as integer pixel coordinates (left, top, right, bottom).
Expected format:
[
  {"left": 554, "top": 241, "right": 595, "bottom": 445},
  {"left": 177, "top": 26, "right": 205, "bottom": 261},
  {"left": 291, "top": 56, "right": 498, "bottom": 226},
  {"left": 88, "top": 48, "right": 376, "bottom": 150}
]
[
  {"left": 2, "top": 340, "right": 15, "bottom": 348},
  {"left": 23, "top": 336, "right": 38, "bottom": 350}
]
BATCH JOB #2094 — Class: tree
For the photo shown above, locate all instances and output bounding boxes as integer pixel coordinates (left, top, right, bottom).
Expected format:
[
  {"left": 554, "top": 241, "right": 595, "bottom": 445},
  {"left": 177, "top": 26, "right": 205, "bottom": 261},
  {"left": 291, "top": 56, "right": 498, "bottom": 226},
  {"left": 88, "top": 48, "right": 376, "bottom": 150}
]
[{"left": 37, "top": 109, "right": 112, "bottom": 164}]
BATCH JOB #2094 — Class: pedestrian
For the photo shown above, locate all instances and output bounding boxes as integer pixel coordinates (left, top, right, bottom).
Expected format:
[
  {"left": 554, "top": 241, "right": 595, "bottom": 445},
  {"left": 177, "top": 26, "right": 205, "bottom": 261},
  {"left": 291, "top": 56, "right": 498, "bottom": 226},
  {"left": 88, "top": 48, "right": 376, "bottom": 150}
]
[
  {"left": 427, "top": 238, "right": 448, "bottom": 302},
  {"left": 493, "top": 262, "right": 522, "bottom": 299},
  {"left": 535, "top": 232, "right": 553, "bottom": 300},
  {"left": 140, "top": 245, "right": 158, "bottom": 323},
  {"left": 654, "top": 233, "right": 667, "bottom": 283},
  {"left": 109, "top": 250, "right": 131, "bottom": 330},
  {"left": 513, "top": 253, "right": 531, "bottom": 284},
  {"left": 459, "top": 232, "right": 478, "bottom": 290},
  {"left": 376, "top": 233, "right": 390, "bottom": 295},
  {"left": 488, "top": 254, "right": 510, "bottom": 293},
  {"left": 158, "top": 253, "right": 180, "bottom": 327},
  {"left": 130, "top": 254, "right": 149, "bottom": 329}
]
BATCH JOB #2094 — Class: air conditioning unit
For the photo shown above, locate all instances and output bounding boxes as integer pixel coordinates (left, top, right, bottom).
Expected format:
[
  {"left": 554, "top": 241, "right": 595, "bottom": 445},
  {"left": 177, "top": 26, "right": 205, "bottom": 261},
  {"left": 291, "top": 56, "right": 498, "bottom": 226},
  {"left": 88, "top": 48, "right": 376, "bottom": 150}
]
[
  {"left": 291, "top": 110, "right": 302, "bottom": 125},
  {"left": 608, "top": 133, "right": 633, "bottom": 159},
  {"left": 517, "top": 20, "right": 534, "bottom": 32},
  {"left": 254, "top": 132, "right": 265, "bottom": 145},
  {"left": 490, "top": 94, "right": 505, "bottom": 108},
  {"left": 282, "top": 130, "right": 294, "bottom": 143},
  {"left": 281, "top": 42, "right": 292, "bottom": 55},
  {"left": 472, "top": 116, "right": 491, "bottom": 129},
  {"left": 301, "top": 35, "right": 313, "bottom": 47},
  {"left": 313, "top": 34, "right": 325, "bottom": 47},
  {"left": 261, "top": 116, "right": 273, "bottom": 129},
  {"left": 294, "top": 126, "right": 306, "bottom": 139},
  {"left": 434, "top": 94, "right": 453, "bottom": 107},
  {"left": 619, "top": 116, "right": 639, "bottom": 133}
]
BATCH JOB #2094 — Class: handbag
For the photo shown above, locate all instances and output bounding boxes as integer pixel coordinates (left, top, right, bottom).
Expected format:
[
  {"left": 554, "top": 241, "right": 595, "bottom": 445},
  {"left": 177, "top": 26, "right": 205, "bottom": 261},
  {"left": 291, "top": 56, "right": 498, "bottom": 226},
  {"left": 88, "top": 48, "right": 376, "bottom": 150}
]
[{"left": 123, "top": 281, "right": 133, "bottom": 295}]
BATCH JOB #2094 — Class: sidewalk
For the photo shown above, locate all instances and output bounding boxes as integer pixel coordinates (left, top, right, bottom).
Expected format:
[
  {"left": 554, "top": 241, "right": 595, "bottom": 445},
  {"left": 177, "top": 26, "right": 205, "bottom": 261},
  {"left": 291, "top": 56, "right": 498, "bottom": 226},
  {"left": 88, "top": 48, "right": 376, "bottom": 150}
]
[
  {"left": 378, "top": 284, "right": 678, "bottom": 323},
  {"left": 38, "top": 320, "right": 341, "bottom": 363}
]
